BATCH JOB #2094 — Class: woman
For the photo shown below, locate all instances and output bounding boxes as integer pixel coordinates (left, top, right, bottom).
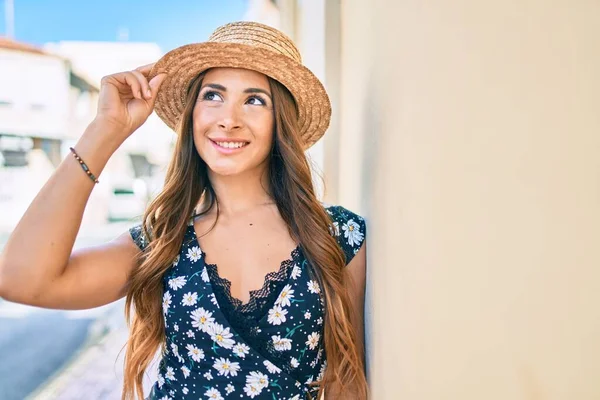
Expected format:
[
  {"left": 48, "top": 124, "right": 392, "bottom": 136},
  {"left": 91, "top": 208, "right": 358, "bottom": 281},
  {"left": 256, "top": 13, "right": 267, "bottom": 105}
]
[{"left": 0, "top": 22, "right": 367, "bottom": 400}]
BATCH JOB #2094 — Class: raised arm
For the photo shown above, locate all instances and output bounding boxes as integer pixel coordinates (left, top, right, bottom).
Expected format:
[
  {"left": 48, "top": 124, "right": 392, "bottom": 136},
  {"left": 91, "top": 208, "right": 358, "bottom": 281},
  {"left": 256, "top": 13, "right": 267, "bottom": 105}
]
[{"left": 0, "top": 64, "right": 167, "bottom": 310}]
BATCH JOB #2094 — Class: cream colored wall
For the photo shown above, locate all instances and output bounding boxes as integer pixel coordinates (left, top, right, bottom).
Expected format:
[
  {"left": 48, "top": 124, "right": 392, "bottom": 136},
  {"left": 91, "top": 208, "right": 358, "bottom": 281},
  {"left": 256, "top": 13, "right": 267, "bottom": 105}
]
[{"left": 336, "top": 1, "right": 600, "bottom": 399}]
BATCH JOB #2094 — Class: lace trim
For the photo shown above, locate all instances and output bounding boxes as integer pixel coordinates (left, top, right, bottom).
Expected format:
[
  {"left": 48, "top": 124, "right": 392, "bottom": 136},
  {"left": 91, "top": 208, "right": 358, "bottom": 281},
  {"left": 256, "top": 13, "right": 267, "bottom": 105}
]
[{"left": 206, "top": 245, "right": 301, "bottom": 316}]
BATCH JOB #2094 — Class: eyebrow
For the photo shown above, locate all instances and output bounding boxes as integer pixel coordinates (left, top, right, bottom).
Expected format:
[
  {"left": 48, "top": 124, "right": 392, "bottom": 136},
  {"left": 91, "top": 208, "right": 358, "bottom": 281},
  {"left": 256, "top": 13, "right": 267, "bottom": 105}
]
[{"left": 202, "top": 83, "right": 272, "bottom": 99}]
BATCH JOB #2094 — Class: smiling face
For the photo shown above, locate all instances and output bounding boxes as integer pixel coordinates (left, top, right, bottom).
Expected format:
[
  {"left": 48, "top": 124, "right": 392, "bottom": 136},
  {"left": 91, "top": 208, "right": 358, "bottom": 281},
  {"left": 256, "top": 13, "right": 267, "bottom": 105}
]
[{"left": 192, "top": 68, "right": 275, "bottom": 177}]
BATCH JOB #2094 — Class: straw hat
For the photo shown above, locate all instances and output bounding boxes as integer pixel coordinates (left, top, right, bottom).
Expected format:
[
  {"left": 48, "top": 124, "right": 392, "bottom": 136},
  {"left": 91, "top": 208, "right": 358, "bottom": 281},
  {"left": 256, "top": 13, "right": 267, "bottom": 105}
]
[{"left": 149, "top": 21, "right": 331, "bottom": 149}]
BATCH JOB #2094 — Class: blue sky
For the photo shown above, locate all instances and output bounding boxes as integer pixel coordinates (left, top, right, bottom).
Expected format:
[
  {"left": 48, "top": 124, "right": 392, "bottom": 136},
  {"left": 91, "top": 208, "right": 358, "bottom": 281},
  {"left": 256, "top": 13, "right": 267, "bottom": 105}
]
[{"left": 0, "top": 0, "right": 247, "bottom": 53}]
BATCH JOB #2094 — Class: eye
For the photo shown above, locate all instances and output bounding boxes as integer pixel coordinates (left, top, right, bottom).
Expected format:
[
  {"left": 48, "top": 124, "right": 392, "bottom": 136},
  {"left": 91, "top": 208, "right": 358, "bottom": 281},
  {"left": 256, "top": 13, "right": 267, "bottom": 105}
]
[
  {"left": 246, "top": 95, "right": 267, "bottom": 106},
  {"left": 202, "top": 91, "right": 223, "bottom": 101}
]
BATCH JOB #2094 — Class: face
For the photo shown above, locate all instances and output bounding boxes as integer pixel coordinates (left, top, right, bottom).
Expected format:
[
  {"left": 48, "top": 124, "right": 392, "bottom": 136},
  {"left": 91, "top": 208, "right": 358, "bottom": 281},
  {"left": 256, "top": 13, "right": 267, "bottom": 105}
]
[{"left": 192, "top": 68, "right": 274, "bottom": 177}]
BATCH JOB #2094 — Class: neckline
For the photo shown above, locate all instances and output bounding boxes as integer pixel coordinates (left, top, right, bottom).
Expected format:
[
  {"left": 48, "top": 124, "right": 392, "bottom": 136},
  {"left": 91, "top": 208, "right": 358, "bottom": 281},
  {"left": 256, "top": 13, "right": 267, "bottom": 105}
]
[{"left": 186, "top": 223, "right": 301, "bottom": 309}]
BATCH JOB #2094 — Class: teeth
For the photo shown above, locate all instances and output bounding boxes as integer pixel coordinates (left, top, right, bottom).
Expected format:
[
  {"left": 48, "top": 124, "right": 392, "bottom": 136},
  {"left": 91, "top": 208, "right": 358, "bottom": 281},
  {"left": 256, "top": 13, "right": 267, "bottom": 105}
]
[{"left": 215, "top": 141, "right": 247, "bottom": 149}]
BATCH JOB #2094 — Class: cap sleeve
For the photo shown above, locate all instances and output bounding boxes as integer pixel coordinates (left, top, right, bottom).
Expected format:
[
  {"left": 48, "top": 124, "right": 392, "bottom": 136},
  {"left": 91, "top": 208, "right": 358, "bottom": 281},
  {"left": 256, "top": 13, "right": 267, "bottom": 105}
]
[
  {"left": 326, "top": 205, "right": 367, "bottom": 266},
  {"left": 129, "top": 224, "right": 149, "bottom": 252}
]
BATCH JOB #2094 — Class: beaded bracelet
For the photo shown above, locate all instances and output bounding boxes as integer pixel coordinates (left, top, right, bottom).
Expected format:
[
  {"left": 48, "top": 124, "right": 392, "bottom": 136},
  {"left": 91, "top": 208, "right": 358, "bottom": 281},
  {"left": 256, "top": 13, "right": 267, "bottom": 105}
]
[{"left": 69, "top": 147, "right": 99, "bottom": 184}]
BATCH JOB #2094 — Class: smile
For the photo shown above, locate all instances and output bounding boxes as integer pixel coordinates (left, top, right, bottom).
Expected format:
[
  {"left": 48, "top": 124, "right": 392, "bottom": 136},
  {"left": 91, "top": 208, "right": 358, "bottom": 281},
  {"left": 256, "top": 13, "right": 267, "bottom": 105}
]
[{"left": 209, "top": 139, "right": 250, "bottom": 153}]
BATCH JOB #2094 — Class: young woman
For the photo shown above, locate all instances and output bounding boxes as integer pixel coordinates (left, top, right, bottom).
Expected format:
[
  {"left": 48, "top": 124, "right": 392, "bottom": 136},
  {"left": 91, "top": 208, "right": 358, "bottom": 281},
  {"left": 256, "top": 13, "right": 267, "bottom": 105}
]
[{"left": 0, "top": 22, "right": 367, "bottom": 400}]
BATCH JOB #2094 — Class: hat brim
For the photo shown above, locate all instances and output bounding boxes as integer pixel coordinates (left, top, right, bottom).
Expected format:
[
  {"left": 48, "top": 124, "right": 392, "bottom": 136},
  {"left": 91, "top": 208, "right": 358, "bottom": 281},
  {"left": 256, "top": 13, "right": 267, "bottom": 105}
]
[{"left": 148, "top": 42, "right": 331, "bottom": 149}]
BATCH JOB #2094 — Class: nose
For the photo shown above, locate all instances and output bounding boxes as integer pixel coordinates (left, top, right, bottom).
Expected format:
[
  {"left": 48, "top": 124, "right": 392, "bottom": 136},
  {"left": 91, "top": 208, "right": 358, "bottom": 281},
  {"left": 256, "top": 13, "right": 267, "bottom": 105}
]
[{"left": 217, "top": 103, "right": 243, "bottom": 131}]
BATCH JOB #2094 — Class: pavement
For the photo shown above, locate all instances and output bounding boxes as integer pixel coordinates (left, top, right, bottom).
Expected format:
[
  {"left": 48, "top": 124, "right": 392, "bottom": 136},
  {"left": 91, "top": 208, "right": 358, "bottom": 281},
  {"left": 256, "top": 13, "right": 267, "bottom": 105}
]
[{"left": 27, "top": 301, "right": 158, "bottom": 400}]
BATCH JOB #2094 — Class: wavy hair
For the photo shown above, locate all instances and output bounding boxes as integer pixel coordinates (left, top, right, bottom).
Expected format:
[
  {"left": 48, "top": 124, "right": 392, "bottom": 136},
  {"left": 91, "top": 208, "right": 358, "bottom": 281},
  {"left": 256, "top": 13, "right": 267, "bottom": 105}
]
[{"left": 121, "top": 70, "right": 368, "bottom": 400}]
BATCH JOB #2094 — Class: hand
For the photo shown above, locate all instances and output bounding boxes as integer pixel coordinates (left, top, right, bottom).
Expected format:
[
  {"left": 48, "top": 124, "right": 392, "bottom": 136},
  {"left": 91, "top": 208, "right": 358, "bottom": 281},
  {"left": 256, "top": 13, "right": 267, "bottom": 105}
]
[{"left": 95, "top": 63, "right": 168, "bottom": 137}]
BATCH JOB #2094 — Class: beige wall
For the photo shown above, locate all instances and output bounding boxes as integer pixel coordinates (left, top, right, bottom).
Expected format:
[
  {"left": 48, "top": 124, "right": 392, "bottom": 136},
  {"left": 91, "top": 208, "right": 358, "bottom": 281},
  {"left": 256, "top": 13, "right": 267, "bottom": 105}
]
[{"left": 339, "top": 1, "right": 600, "bottom": 399}]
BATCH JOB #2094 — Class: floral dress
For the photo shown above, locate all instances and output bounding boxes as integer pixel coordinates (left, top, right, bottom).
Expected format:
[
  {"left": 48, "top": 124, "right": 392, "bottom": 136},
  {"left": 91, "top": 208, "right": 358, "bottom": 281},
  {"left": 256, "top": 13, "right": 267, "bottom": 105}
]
[{"left": 128, "top": 204, "right": 366, "bottom": 400}]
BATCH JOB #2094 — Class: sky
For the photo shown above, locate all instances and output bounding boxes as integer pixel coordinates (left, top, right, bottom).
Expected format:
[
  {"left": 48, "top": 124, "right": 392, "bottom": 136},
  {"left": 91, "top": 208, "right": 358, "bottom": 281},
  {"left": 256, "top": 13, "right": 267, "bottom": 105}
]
[{"left": 0, "top": 0, "right": 248, "bottom": 53}]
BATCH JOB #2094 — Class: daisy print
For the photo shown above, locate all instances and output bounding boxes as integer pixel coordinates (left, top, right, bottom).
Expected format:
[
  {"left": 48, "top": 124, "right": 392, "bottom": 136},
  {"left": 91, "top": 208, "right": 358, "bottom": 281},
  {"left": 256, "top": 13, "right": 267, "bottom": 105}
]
[
  {"left": 190, "top": 307, "right": 214, "bottom": 332},
  {"left": 165, "top": 366, "right": 177, "bottom": 381},
  {"left": 307, "top": 280, "right": 321, "bottom": 294},
  {"left": 204, "top": 371, "right": 213, "bottom": 381},
  {"left": 172, "top": 254, "right": 180, "bottom": 267},
  {"left": 342, "top": 218, "right": 364, "bottom": 247},
  {"left": 162, "top": 291, "right": 172, "bottom": 315},
  {"left": 263, "top": 360, "right": 282, "bottom": 374},
  {"left": 267, "top": 305, "right": 288, "bottom": 325},
  {"left": 186, "top": 245, "right": 202, "bottom": 263},
  {"left": 275, "top": 284, "right": 294, "bottom": 307},
  {"left": 170, "top": 343, "right": 184, "bottom": 363},
  {"left": 243, "top": 383, "right": 261, "bottom": 398},
  {"left": 208, "top": 323, "right": 235, "bottom": 349},
  {"left": 290, "top": 264, "right": 301, "bottom": 280},
  {"left": 225, "top": 383, "right": 235, "bottom": 394},
  {"left": 246, "top": 370, "right": 269, "bottom": 389},
  {"left": 185, "top": 344, "right": 205, "bottom": 362},
  {"left": 306, "top": 332, "right": 320, "bottom": 350},
  {"left": 233, "top": 342, "right": 250, "bottom": 358},
  {"left": 181, "top": 365, "right": 190, "bottom": 378},
  {"left": 204, "top": 387, "right": 223, "bottom": 400},
  {"left": 290, "top": 357, "right": 299, "bottom": 368},
  {"left": 201, "top": 266, "right": 209, "bottom": 282},
  {"left": 213, "top": 357, "right": 241, "bottom": 377},
  {"left": 168, "top": 276, "right": 186, "bottom": 290},
  {"left": 272, "top": 335, "right": 292, "bottom": 351},
  {"left": 181, "top": 292, "right": 198, "bottom": 306}
]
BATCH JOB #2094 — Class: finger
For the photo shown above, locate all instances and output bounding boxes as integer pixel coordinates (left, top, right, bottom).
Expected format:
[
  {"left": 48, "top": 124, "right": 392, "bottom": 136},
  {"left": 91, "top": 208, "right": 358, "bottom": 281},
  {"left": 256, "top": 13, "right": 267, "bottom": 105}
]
[
  {"left": 135, "top": 63, "right": 155, "bottom": 76},
  {"left": 130, "top": 69, "right": 152, "bottom": 99},
  {"left": 121, "top": 72, "right": 143, "bottom": 100},
  {"left": 147, "top": 73, "right": 168, "bottom": 105}
]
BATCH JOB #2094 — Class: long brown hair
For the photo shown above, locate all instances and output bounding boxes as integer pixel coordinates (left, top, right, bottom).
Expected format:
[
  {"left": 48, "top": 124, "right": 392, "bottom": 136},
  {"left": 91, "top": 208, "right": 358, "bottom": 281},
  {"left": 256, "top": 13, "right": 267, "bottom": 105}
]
[{"left": 122, "top": 70, "right": 368, "bottom": 400}]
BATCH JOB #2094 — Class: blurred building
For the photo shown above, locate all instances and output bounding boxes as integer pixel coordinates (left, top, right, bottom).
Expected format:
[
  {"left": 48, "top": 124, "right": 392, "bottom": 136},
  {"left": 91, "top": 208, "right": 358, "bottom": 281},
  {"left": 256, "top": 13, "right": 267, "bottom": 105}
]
[{"left": 0, "top": 37, "right": 99, "bottom": 229}]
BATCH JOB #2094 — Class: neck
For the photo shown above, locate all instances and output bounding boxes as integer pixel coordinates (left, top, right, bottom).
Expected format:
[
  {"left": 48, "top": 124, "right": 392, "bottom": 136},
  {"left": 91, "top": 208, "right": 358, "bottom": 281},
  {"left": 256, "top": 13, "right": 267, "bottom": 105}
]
[{"left": 206, "top": 164, "right": 273, "bottom": 217}]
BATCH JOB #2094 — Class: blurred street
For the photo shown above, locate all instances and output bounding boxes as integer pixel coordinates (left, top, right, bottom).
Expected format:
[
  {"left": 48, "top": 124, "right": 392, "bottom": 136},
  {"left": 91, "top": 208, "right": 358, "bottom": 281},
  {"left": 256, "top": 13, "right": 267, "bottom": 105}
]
[{"left": 0, "top": 222, "right": 135, "bottom": 400}]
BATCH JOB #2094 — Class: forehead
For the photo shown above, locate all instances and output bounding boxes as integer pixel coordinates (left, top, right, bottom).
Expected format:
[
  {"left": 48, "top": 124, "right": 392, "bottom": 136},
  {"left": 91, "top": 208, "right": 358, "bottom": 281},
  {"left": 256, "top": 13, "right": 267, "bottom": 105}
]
[{"left": 202, "top": 67, "right": 270, "bottom": 89}]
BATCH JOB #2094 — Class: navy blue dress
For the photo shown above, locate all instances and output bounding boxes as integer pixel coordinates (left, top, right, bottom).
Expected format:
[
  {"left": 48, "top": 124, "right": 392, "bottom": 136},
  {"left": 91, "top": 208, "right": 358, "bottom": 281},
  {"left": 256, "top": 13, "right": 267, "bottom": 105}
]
[{"left": 129, "top": 204, "right": 366, "bottom": 400}]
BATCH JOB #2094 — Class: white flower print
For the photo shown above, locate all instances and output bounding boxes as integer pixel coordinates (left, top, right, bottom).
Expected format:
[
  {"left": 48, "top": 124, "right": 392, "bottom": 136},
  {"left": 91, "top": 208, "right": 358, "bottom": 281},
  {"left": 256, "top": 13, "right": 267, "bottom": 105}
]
[
  {"left": 186, "top": 344, "right": 205, "bottom": 362},
  {"left": 307, "top": 280, "right": 321, "bottom": 294},
  {"left": 342, "top": 218, "right": 364, "bottom": 247},
  {"left": 243, "top": 384, "right": 261, "bottom": 398},
  {"left": 272, "top": 335, "right": 292, "bottom": 351},
  {"left": 172, "top": 254, "right": 180, "bottom": 267},
  {"left": 190, "top": 308, "right": 215, "bottom": 332},
  {"left": 306, "top": 332, "right": 320, "bottom": 350},
  {"left": 275, "top": 284, "right": 294, "bottom": 307},
  {"left": 186, "top": 246, "right": 202, "bottom": 263},
  {"left": 201, "top": 266, "right": 210, "bottom": 282},
  {"left": 305, "top": 375, "right": 314, "bottom": 384},
  {"left": 182, "top": 292, "right": 198, "bottom": 306},
  {"left": 181, "top": 365, "right": 190, "bottom": 378},
  {"left": 162, "top": 292, "right": 172, "bottom": 315},
  {"left": 203, "top": 371, "right": 213, "bottom": 381},
  {"left": 208, "top": 323, "right": 235, "bottom": 349},
  {"left": 182, "top": 387, "right": 189, "bottom": 394},
  {"left": 213, "top": 357, "right": 241, "bottom": 377},
  {"left": 233, "top": 342, "right": 250, "bottom": 358},
  {"left": 288, "top": 395, "right": 301, "bottom": 400},
  {"left": 168, "top": 276, "right": 187, "bottom": 290},
  {"left": 173, "top": 323, "right": 179, "bottom": 332},
  {"left": 170, "top": 343, "right": 184, "bottom": 363},
  {"left": 304, "top": 311, "right": 311, "bottom": 319},
  {"left": 158, "top": 396, "right": 171, "bottom": 400},
  {"left": 225, "top": 383, "right": 235, "bottom": 394},
  {"left": 204, "top": 387, "right": 223, "bottom": 400},
  {"left": 332, "top": 221, "right": 340, "bottom": 236},
  {"left": 209, "top": 293, "right": 219, "bottom": 307},
  {"left": 165, "top": 366, "right": 177, "bottom": 381},
  {"left": 291, "top": 264, "right": 302, "bottom": 280},
  {"left": 263, "top": 360, "right": 281, "bottom": 374},
  {"left": 290, "top": 357, "right": 299, "bottom": 368},
  {"left": 316, "top": 316, "right": 323, "bottom": 325},
  {"left": 157, "top": 373, "right": 165, "bottom": 388},
  {"left": 267, "top": 305, "right": 288, "bottom": 325},
  {"left": 246, "top": 371, "right": 269, "bottom": 389},
  {"left": 317, "top": 360, "right": 328, "bottom": 381},
  {"left": 186, "top": 329, "right": 195, "bottom": 338}
]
